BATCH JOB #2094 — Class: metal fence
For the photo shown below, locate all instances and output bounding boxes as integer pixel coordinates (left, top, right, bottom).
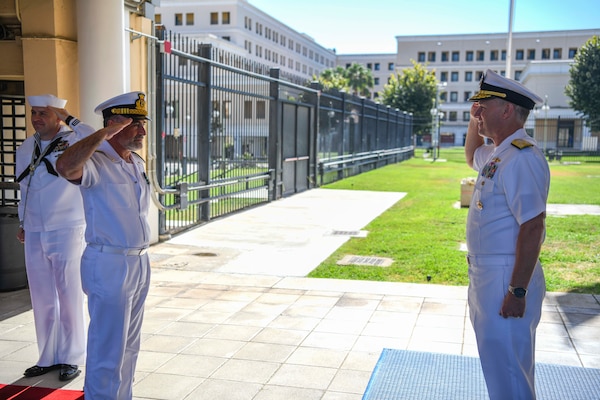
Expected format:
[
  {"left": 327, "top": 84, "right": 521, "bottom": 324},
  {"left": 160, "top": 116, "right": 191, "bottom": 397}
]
[{"left": 153, "top": 31, "right": 414, "bottom": 236}]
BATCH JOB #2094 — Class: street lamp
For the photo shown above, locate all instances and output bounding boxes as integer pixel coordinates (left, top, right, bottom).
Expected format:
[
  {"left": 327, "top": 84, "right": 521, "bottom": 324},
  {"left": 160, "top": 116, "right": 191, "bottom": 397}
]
[
  {"left": 541, "top": 95, "right": 550, "bottom": 155},
  {"left": 430, "top": 82, "right": 447, "bottom": 160}
]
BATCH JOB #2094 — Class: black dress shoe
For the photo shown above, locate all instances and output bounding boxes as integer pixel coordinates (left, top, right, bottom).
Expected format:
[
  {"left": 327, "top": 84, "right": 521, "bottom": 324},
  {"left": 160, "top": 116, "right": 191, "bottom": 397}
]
[
  {"left": 23, "top": 364, "right": 59, "bottom": 377},
  {"left": 59, "top": 364, "right": 81, "bottom": 381}
]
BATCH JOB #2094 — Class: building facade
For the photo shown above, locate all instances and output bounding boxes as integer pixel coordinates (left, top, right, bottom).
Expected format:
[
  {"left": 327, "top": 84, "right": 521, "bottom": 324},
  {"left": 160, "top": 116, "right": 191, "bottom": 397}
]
[
  {"left": 393, "top": 29, "right": 600, "bottom": 149},
  {"left": 155, "top": 0, "right": 337, "bottom": 82}
]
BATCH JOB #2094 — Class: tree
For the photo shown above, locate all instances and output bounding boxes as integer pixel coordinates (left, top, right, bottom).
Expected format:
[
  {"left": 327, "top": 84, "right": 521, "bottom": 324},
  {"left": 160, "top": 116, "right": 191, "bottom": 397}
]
[
  {"left": 313, "top": 63, "right": 374, "bottom": 96},
  {"left": 313, "top": 66, "right": 349, "bottom": 92},
  {"left": 345, "top": 63, "right": 374, "bottom": 97},
  {"left": 565, "top": 35, "right": 600, "bottom": 132},
  {"left": 379, "top": 60, "right": 438, "bottom": 136}
]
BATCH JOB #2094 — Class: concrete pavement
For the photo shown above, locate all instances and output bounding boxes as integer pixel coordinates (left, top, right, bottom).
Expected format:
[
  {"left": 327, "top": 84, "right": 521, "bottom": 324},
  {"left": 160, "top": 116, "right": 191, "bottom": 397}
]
[{"left": 0, "top": 188, "right": 599, "bottom": 400}]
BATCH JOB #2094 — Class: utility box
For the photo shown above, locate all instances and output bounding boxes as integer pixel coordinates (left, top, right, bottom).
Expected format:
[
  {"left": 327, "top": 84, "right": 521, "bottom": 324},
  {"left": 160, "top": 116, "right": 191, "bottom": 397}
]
[
  {"left": 0, "top": 206, "right": 27, "bottom": 291},
  {"left": 460, "top": 178, "right": 476, "bottom": 208}
]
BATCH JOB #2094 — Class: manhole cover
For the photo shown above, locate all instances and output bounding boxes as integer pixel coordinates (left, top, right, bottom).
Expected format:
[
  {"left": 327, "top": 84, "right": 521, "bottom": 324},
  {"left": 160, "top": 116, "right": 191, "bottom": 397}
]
[
  {"left": 194, "top": 252, "right": 218, "bottom": 257},
  {"left": 328, "top": 230, "right": 368, "bottom": 237},
  {"left": 337, "top": 255, "right": 393, "bottom": 267}
]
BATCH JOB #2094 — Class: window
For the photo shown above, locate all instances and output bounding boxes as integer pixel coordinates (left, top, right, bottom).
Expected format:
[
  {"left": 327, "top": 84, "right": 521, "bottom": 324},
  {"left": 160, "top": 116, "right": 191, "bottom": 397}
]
[
  {"left": 451, "top": 71, "right": 459, "bottom": 82},
  {"left": 210, "top": 12, "right": 217, "bottom": 25},
  {"left": 465, "top": 71, "right": 473, "bottom": 82},
  {"left": 428, "top": 52, "right": 436, "bottom": 62},
  {"left": 568, "top": 48, "right": 577, "bottom": 58},
  {"left": 155, "top": 13, "right": 162, "bottom": 24},
  {"left": 527, "top": 49, "right": 535, "bottom": 60},
  {"left": 367, "top": 63, "right": 372, "bottom": 70},
  {"left": 501, "top": 50, "right": 506, "bottom": 60},
  {"left": 256, "top": 101, "right": 266, "bottom": 119},
  {"left": 466, "top": 51, "right": 474, "bottom": 61},
  {"left": 418, "top": 52, "right": 426, "bottom": 62},
  {"left": 490, "top": 50, "right": 498, "bottom": 61},
  {"left": 476, "top": 50, "right": 484, "bottom": 61},
  {"left": 440, "top": 92, "right": 447, "bottom": 102},
  {"left": 388, "top": 62, "right": 394, "bottom": 71},
  {"left": 247, "top": 18, "right": 252, "bottom": 30},
  {"left": 449, "top": 111, "right": 457, "bottom": 121},
  {"left": 463, "top": 111, "right": 470, "bottom": 121},
  {"left": 296, "top": 43, "right": 301, "bottom": 53},
  {"left": 222, "top": 12, "right": 230, "bottom": 24},
  {"left": 464, "top": 91, "right": 472, "bottom": 102},
  {"left": 244, "top": 101, "right": 252, "bottom": 119},
  {"left": 374, "top": 77, "right": 380, "bottom": 85},
  {"left": 452, "top": 51, "right": 459, "bottom": 61},
  {"left": 516, "top": 49, "right": 524, "bottom": 60},
  {"left": 441, "top": 51, "right": 449, "bottom": 62},
  {"left": 440, "top": 71, "right": 448, "bottom": 82},
  {"left": 186, "top": 13, "right": 194, "bottom": 25},
  {"left": 476, "top": 71, "right": 483, "bottom": 81},
  {"left": 514, "top": 70, "right": 522, "bottom": 81},
  {"left": 553, "top": 48, "right": 562, "bottom": 59},
  {"left": 541, "top": 48, "right": 550, "bottom": 59},
  {"left": 450, "top": 92, "right": 458, "bottom": 102},
  {"left": 374, "top": 63, "right": 380, "bottom": 71},
  {"left": 175, "top": 13, "right": 183, "bottom": 25},
  {"left": 222, "top": 36, "right": 230, "bottom": 41}
]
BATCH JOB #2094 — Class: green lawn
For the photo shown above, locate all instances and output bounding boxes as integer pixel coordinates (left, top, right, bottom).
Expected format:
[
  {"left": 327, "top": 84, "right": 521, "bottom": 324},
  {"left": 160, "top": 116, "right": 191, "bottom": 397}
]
[{"left": 309, "top": 147, "right": 600, "bottom": 294}]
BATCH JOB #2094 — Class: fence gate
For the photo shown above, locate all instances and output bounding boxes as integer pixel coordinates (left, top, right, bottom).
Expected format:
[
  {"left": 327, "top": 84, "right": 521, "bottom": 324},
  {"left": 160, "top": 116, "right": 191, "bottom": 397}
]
[{"left": 281, "top": 101, "right": 313, "bottom": 197}]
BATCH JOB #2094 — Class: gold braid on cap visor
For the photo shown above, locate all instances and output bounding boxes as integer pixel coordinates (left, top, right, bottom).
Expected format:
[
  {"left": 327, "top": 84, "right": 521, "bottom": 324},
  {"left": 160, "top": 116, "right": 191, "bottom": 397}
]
[{"left": 472, "top": 90, "right": 507, "bottom": 99}]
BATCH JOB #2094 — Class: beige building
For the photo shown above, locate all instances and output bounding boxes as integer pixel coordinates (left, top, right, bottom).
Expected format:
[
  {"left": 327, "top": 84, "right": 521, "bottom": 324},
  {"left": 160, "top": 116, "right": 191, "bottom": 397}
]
[
  {"left": 155, "top": 0, "right": 337, "bottom": 81},
  {"left": 0, "top": 0, "right": 160, "bottom": 242},
  {"left": 393, "top": 29, "right": 600, "bottom": 149}
]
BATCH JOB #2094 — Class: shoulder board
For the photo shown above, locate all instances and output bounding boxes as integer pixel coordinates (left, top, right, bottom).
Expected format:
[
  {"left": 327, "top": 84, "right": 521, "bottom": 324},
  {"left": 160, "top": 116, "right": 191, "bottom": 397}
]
[
  {"left": 131, "top": 152, "right": 146, "bottom": 163},
  {"left": 511, "top": 139, "right": 533, "bottom": 150},
  {"left": 94, "top": 150, "right": 118, "bottom": 162}
]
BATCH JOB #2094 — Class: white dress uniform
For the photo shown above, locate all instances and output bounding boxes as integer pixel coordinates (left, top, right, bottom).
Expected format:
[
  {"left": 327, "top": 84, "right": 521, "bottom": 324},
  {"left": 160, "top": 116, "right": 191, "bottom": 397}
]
[
  {"left": 466, "top": 128, "right": 550, "bottom": 400},
  {"left": 75, "top": 92, "right": 152, "bottom": 400},
  {"left": 16, "top": 117, "right": 95, "bottom": 369}
]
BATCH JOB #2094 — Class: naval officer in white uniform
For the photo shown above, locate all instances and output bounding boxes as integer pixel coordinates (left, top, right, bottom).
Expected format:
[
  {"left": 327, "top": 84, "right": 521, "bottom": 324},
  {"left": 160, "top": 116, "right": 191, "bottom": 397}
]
[
  {"left": 16, "top": 94, "right": 95, "bottom": 381},
  {"left": 56, "top": 91, "right": 151, "bottom": 400},
  {"left": 465, "top": 70, "right": 549, "bottom": 400}
]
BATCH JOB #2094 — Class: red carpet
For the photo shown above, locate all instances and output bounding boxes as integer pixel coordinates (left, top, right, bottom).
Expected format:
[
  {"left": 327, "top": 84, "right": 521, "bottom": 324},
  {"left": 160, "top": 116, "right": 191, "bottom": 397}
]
[{"left": 0, "top": 384, "right": 84, "bottom": 399}]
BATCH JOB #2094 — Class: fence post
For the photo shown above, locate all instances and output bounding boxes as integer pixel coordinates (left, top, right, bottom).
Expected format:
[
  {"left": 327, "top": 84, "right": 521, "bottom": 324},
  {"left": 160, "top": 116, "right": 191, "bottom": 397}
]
[
  {"left": 269, "top": 68, "right": 282, "bottom": 200},
  {"left": 198, "top": 43, "right": 212, "bottom": 221},
  {"left": 308, "top": 81, "right": 321, "bottom": 189}
]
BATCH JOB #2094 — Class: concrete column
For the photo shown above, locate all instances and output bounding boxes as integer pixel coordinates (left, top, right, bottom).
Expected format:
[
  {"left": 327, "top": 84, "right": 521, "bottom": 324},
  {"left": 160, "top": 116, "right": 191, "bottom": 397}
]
[{"left": 77, "top": 0, "right": 127, "bottom": 128}]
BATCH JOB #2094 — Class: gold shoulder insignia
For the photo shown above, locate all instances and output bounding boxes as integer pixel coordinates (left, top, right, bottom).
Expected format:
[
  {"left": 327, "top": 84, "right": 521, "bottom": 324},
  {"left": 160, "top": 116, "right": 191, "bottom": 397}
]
[{"left": 511, "top": 139, "right": 533, "bottom": 150}]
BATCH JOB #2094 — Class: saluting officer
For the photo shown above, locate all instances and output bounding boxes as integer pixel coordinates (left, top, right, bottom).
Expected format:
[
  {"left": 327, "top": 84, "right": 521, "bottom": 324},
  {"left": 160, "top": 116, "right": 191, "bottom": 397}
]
[
  {"left": 56, "top": 91, "right": 151, "bottom": 400},
  {"left": 465, "top": 69, "right": 550, "bottom": 400},
  {"left": 16, "top": 94, "right": 95, "bottom": 381}
]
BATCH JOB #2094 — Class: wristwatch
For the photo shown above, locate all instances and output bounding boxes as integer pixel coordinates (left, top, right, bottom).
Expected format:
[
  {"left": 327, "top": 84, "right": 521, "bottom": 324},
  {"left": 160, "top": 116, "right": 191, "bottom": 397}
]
[{"left": 508, "top": 285, "right": 527, "bottom": 298}]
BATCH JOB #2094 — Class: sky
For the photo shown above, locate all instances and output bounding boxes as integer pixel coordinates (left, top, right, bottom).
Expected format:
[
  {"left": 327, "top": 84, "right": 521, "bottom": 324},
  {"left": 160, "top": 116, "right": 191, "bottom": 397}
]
[{"left": 247, "top": 0, "right": 600, "bottom": 54}]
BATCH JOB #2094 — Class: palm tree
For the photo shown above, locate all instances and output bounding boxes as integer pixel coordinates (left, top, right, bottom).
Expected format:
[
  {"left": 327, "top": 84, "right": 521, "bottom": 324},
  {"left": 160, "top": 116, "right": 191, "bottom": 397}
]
[{"left": 345, "top": 63, "right": 374, "bottom": 97}]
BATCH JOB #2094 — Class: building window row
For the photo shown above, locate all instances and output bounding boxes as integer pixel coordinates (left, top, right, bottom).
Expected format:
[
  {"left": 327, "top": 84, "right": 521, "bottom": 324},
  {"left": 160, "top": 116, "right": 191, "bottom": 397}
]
[
  {"left": 419, "top": 47, "right": 578, "bottom": 63},
  {"left": 344, "top": 62, "right": 395, "bottom": 72}
]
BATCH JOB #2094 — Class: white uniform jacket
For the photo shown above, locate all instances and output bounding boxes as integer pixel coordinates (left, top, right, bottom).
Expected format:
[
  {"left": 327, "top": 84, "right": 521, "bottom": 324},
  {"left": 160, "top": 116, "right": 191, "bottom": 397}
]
[
  {"left": 466, "top": 128, "right": 550, "bottom": 255},
  {"left": 79, "top": 141, "right": 151, "bottom": 248},
  {"left": 16, "top": 121, "right": 96, "bottom": 231}
]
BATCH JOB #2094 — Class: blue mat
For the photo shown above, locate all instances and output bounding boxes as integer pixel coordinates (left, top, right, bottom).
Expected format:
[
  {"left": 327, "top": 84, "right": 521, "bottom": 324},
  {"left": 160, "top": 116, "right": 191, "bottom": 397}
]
[{"left": 362, "top": 349, "right": 600, "bottom": 400}]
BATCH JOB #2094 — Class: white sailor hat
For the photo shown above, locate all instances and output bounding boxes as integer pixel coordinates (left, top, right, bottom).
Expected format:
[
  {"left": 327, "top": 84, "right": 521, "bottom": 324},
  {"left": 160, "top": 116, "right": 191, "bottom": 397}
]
[
  {"left": 94, "top": 91, "right": 149, "bottom": 120},
  {"left": 469, "top": 69, "right": 543, "bottom": 110},
  {"left": 27, "top": 94, "right": 67, "bottom": 108}
]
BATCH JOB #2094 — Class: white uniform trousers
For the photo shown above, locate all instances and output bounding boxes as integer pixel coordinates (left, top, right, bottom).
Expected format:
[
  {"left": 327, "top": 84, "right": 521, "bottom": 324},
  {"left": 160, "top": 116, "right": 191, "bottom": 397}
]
[
  {"left": 24, "top": 226, "right": 86, "bottom": 367},
  {"left": 467, "top": 255, "right": 545, "bottom": 400},
  {"left": 81, "top": 247, "right": 151, "bottom": 400}
]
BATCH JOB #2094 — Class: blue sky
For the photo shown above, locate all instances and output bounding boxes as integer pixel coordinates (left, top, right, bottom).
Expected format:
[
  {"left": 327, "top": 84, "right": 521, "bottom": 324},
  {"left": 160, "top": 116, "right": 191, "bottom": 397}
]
[{"left": 247, "top": 0, "right": 600, "bottom": 54}]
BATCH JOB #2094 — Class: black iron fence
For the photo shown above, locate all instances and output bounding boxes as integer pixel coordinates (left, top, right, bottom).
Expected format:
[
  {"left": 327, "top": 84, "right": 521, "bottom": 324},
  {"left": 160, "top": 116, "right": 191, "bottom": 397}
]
[{"left": 153, "top": 31, "right": 414, "bottom": 236}]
